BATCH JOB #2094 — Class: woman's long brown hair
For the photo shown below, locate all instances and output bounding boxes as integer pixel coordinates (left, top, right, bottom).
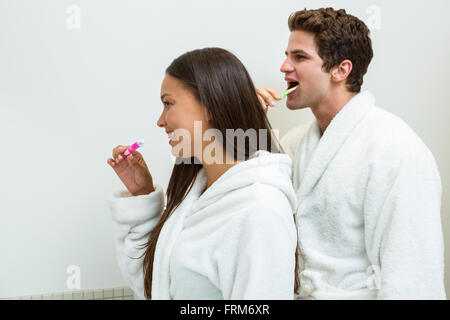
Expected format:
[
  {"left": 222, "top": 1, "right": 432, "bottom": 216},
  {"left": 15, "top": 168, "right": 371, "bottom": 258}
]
[{"left": 139, "top": 48, "right": 300, "bottom": 299}]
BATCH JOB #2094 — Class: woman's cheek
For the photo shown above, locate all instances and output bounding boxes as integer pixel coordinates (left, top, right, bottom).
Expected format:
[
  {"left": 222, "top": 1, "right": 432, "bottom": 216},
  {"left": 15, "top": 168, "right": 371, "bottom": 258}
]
[{"left": 165, "top": 110, "right": 177, "bottom": 127}]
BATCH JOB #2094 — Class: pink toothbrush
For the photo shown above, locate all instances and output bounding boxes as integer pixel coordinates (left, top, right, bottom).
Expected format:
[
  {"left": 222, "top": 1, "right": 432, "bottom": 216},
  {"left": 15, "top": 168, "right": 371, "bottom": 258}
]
[{"left": 123, "top": 140, "right": 144, "bottom": 157}]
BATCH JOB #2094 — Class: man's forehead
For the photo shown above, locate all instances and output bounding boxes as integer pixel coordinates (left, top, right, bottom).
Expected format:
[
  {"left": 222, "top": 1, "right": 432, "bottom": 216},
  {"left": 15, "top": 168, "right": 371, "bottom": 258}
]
[{"left": 285, "top": 30, "right": 317, "bottom": 56}]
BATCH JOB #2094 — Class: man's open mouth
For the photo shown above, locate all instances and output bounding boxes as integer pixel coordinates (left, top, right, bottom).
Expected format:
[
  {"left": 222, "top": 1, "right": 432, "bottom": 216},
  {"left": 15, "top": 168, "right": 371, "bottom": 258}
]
[{"left": 287, "top": 81, "right": 299, "bottom": 90}]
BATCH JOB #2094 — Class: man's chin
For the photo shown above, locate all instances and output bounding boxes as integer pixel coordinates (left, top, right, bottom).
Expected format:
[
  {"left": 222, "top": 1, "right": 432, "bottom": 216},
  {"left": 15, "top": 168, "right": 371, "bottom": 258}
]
[{"left": 286, "top": 101, "right": 307, "bottom": 110}]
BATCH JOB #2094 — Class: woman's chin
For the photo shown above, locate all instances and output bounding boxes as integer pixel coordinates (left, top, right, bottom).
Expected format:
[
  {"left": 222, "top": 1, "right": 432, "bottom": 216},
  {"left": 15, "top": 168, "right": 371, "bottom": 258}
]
[{"left": 171, "top": 147, "right": 193, "bottom": 159}]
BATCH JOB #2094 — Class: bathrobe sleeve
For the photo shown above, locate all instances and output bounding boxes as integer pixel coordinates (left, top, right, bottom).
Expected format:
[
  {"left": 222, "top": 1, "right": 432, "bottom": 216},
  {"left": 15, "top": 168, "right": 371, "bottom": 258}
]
[
  {"left": 108, "top": 185, "right": 165, "bottom": 300},
  {"left": 216, "top": 186, "right": 297, "bottom": 300},
  {"left": 363, "top": 143, "right": 446, "bottom": 299}
]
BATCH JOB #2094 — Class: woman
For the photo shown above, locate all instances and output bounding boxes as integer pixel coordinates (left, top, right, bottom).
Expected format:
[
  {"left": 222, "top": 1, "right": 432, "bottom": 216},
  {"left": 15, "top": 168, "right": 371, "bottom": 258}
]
[{"left": 107, "top": 48, "right": 299, "bottom": 300}]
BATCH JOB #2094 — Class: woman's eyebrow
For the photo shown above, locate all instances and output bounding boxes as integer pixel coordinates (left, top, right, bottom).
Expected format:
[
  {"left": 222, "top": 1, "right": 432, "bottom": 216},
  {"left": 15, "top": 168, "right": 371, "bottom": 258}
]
[{"left": 160, "top": 93, "right": 172, "bottom": 101}]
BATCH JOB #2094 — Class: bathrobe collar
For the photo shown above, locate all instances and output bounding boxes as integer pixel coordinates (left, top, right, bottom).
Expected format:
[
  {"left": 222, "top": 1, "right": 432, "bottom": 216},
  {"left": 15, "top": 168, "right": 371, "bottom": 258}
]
[
  {"left": 192, "top": 150, "right": 296, "bottom": 213},
  {"left": 295, "top": 91, "right": 376, "bottom": 204},
  {"left": 152, "top": 150, "right": 296, "bottom": 299}
]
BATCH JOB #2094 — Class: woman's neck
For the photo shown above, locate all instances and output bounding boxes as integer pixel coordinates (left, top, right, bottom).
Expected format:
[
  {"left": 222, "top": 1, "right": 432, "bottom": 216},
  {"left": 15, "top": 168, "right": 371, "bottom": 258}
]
[
  {"left": 200, "top": 148, "right": 243, "bottom": 192},
  {"left": 202, "top": 161, "right": 240, "bottom": 191}
]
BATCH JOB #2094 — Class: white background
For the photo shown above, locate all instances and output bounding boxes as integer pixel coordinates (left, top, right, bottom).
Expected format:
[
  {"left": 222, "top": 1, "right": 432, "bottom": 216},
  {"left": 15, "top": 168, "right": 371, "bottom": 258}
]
[{"left": 0, "top": 0, "right": 449, "bottom": 298}]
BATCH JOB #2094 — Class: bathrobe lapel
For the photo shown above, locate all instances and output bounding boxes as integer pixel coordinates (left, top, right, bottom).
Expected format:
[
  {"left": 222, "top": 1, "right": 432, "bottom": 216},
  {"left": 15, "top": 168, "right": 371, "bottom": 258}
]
[
  {"left": 293, "top": 121, "right": 320, "bottom": 192},
  {"left": 295, "top": 92, "right": 375, "bottom": 207},
  {"left": 152, "top": 168, "right": 207, "bottom": 299}
]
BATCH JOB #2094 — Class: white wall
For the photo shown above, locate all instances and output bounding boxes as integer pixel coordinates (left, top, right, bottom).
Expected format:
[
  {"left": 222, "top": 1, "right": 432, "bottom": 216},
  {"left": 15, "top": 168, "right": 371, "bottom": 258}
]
[{"left": 0, "top": 0, "right": 449, "bottom": 298}]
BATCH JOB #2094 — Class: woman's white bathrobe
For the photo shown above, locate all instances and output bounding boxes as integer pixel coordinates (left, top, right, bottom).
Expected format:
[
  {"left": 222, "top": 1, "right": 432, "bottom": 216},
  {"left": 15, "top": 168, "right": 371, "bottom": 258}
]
[
  {"left": 281, "top": 91, "right": 446, "bottom": 300},
  {"left": 108, "top": 150, "right": 298, "bottom": 300}
]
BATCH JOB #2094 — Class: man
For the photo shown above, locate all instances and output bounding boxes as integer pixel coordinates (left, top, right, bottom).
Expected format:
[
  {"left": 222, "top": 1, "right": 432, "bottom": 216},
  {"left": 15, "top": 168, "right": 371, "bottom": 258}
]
[{"left": 257, "top": 8, "right": 446, "bottom": 299}]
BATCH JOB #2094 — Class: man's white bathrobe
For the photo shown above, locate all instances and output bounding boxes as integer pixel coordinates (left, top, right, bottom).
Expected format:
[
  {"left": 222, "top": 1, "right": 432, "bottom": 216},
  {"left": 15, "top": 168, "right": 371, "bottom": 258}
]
[
  {"left": 280, "top": 91, "right": 446, "bottom": 300},
  {"left": 108, "top": 150, "right": 298, "bottom": 300}
]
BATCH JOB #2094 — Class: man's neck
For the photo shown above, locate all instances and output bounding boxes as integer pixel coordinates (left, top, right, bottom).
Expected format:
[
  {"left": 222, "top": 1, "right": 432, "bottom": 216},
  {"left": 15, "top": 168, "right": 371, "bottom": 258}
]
[{"left": 311, "top": 89, "right": 357, "bottom": 135}]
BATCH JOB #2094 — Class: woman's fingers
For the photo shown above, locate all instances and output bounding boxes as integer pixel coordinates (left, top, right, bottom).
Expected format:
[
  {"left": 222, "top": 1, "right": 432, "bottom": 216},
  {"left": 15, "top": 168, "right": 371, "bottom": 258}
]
[
  {"left": 109, "top": 146, "right": 145, "bottom": 169},
  {"left": 112, "top": 145, "right": 129, "bottom": 162},
  {"left": 107, "top": 153, "right": 131, "bottom": 168},
  {"left": 108, "top": 146, "right": 126, "bottom": 169},
  {"left": 112, "top": 145, "right": 123, "bottom": 159},
  {"left": 107, "top": 158, "right": 116, "bottom": 167}
]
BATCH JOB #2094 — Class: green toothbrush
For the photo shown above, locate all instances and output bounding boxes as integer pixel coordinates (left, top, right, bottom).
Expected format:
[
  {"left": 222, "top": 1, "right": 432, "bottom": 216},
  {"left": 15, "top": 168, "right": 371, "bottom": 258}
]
[{"left": 264, "top": 85, "right": 299, "bottom": 105}]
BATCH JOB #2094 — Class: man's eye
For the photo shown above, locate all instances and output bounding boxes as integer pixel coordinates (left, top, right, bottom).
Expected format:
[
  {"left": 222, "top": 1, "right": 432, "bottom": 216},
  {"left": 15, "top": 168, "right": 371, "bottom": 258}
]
[
  {"left": 163, "top": 101, "right": 172, "bottom": 108},
  {"left": 296, "top": 55, "right": 305, "bottom": 60}
]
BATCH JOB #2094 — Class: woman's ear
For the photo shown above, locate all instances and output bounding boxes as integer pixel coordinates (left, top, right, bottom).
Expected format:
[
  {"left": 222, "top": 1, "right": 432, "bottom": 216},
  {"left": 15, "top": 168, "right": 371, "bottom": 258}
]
[{"left": 204, "top": 109, "right": 212, "bottom": 123}]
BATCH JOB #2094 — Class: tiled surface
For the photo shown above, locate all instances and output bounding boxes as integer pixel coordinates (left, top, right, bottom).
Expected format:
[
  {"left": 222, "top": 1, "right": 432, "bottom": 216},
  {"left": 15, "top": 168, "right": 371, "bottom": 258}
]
[{"left": 1, "top": 286, "right": 134, "bottom": 300}]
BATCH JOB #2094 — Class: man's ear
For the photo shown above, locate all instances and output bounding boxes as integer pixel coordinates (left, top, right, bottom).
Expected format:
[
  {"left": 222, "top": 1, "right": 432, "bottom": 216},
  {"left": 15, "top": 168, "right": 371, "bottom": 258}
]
[{"left": 331, "top": 59, "right": 353, "bottom": 83}]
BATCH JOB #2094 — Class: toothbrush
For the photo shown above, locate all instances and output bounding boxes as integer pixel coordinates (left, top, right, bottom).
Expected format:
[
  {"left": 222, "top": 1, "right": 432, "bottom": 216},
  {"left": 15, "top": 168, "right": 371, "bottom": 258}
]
[
  {"left": 278, "top": 85, "right": 299, "bottom": 99},
  {"left": 264, "top": 85, "right": 299, "bottom": 105},
  {"left": 123, "top": 140, "right": 144, "bottom": 157}
]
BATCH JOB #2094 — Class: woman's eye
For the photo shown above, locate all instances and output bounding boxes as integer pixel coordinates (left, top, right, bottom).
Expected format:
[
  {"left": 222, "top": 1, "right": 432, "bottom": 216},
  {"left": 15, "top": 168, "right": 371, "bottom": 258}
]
[{"left": 163, "top": 101, "right": 172, "bottom": 108}]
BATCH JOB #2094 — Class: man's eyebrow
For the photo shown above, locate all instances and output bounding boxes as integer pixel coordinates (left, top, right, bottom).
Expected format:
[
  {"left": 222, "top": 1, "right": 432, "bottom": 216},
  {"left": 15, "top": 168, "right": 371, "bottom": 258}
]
[{"left": 285, "top": 49, "right": 311, "bottom": 57}]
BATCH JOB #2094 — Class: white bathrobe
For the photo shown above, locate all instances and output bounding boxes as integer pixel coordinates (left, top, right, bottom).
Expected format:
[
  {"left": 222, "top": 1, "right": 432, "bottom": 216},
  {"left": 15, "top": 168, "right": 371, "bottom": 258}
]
[
  {"left": 108, "top": 150, "right": 298, "bottom": 300},
  {"left": 280, "top": 91, "right": 446, "bottom": 300}
]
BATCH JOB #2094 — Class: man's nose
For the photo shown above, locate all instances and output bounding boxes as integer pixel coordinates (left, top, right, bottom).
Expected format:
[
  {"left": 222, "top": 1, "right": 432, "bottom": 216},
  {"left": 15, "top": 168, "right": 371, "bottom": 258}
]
[{"left": 280, "top": 58, "right": 294, "bottom": 73}]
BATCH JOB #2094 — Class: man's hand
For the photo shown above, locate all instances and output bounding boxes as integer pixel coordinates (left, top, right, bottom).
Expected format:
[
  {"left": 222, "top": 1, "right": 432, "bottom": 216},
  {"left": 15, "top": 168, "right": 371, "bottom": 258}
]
[{"left": 256, "top": 88, "right": 282, "bottom": 114}]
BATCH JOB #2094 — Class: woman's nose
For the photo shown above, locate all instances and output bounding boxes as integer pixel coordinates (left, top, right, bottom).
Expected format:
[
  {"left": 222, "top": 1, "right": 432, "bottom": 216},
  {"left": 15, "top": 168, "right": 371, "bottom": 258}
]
[{"left": 157, "top": 113, "right": 166, "bottom": 128}]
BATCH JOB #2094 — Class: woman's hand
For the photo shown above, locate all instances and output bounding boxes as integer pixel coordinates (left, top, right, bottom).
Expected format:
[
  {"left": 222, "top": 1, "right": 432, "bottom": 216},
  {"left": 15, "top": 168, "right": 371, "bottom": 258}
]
[
  {"left": 256, "top": 88, "right": 282, "bottom": 113},
  {"left": 107, "top": 145, "right": 155, "bottom": 196}
]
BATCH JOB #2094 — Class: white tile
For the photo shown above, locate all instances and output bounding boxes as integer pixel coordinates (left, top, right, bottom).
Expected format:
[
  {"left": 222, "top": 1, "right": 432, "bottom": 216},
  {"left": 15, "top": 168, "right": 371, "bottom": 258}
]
[
  {"left": 83, "top": 290, "right": 94, "bottom": 300},
  {"left": 94, "top": 289, "right": 103, "bottom": 300},
  {"left": 113, "top": 287, "right": 123, "bottom": 297},
  {"left": 123, "top": 287, "right": 133, "bottom": 297},
  {"left": 10, "top": 287, "right": 137, "bottom": 301},
  {"left": 63, "top": 292, "right": 73, "bottom": 300},
  {"left": 53, "top": 293, "right": 64, "bottom": 300},
  {"left": 103, "top": 288, "right": 113, "bottom": 299},
  {"left": 73, "top": 291, "right": 83, "bottom": 300}
]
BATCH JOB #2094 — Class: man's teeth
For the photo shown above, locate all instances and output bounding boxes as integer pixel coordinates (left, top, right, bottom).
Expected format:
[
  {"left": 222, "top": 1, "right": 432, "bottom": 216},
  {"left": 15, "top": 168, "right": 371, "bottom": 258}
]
[{"left": 168, "top": 132, "right": 174, "bottom": 139}]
